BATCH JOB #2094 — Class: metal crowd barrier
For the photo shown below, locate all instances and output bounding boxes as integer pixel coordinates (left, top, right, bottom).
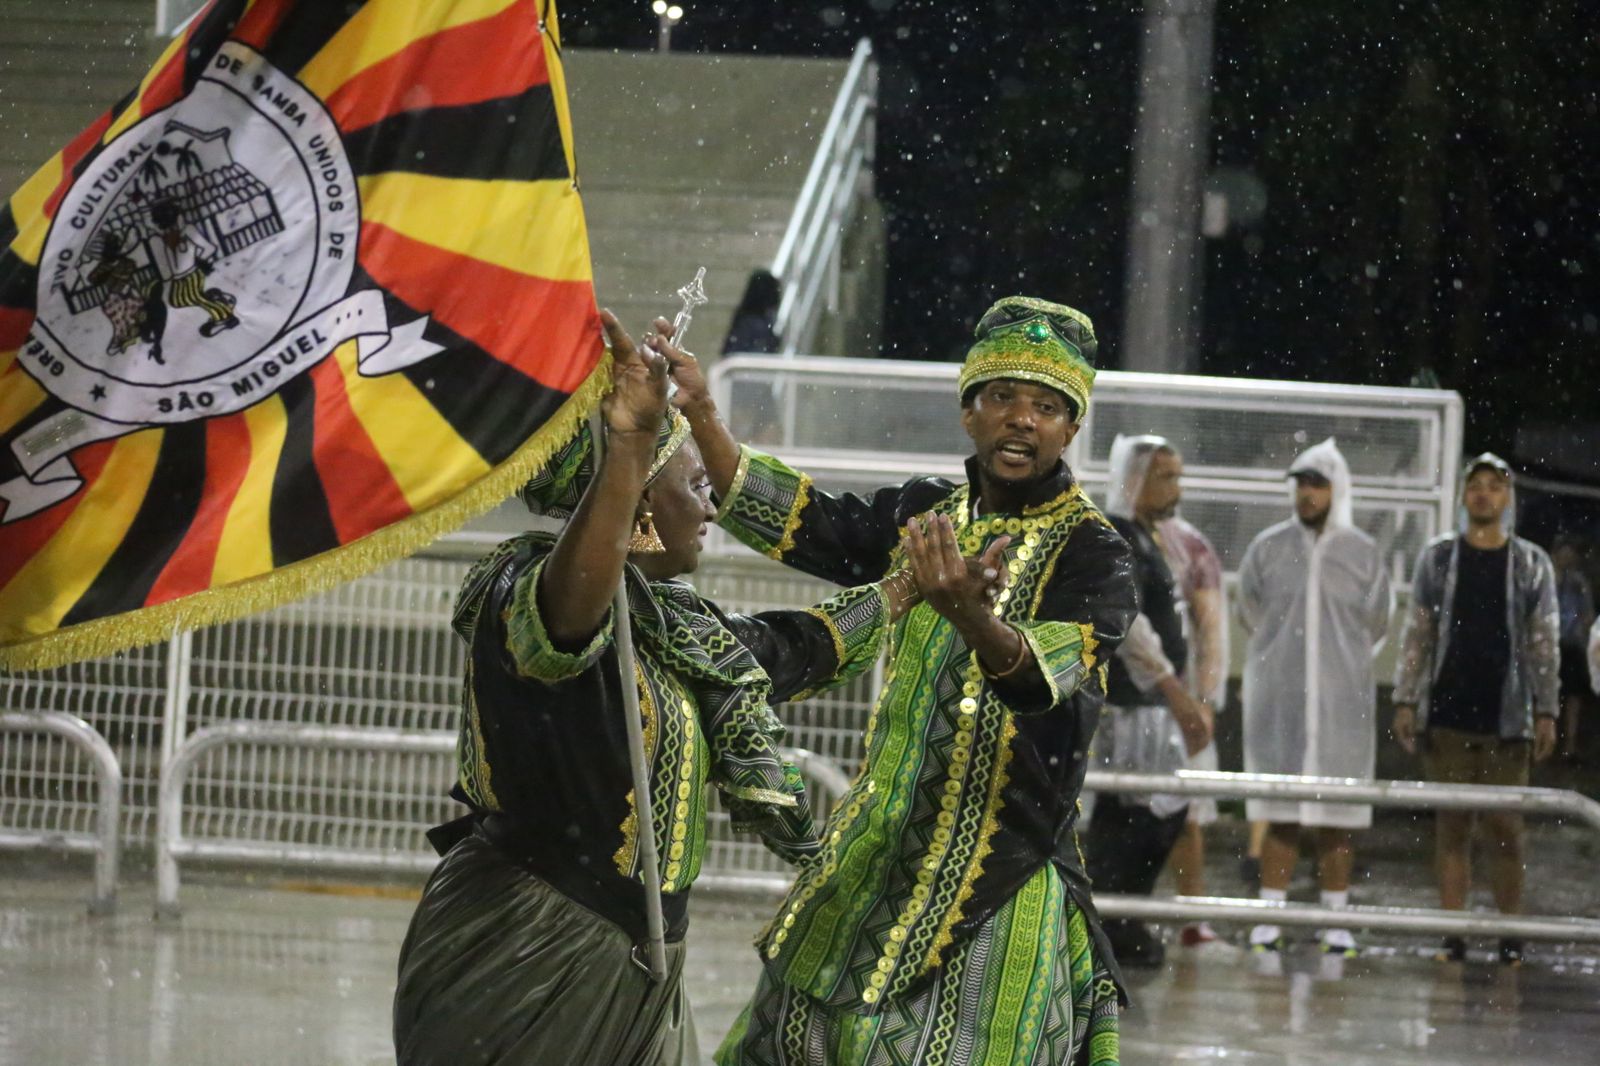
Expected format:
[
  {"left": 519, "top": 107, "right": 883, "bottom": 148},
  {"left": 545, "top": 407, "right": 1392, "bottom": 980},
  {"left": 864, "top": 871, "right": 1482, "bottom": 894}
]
[
  {"left": 0, "top": 711, "right": 122, "bottom": 914},
  {"left": 1086, "top": 769, "right": 1600, "bottom": 942},
  {"left": 154, "top": 721, "right": 850, "bottom": 916}
]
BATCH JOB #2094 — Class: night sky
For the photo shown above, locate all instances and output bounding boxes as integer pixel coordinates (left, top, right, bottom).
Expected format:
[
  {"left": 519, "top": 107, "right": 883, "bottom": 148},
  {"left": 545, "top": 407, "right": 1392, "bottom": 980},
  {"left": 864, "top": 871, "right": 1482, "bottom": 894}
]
[{"left": 564, "top": 1, "right": 1600, "bottom": 473}]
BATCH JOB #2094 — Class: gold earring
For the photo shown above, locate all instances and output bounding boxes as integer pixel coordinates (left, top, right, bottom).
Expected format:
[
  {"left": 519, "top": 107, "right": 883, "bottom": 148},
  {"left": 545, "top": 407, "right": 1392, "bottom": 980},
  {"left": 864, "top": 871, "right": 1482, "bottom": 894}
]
[{"left": 629, "top": 511, "right": 667, "bottom": 554}]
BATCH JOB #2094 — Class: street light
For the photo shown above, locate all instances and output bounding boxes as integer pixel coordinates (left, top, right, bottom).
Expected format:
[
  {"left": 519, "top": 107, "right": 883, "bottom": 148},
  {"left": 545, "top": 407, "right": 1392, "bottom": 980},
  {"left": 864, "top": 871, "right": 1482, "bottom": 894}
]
[{"left": 651, "top": 1, "right": 684, "bottom": 53}]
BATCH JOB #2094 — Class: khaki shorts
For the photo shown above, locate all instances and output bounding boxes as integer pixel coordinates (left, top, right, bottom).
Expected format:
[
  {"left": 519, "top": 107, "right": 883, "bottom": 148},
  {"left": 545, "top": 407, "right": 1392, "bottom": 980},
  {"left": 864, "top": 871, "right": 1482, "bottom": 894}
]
[{"left": 1422, "top": 727, "right": 1530, "bottom": 787}]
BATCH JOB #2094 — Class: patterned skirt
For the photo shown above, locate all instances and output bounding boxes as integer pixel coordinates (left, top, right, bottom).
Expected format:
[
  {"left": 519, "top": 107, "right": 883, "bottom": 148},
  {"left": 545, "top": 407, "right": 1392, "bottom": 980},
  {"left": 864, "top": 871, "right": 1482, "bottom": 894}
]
[{"left": 716, "top": 865, "right": 1119, "bottom": 1066}]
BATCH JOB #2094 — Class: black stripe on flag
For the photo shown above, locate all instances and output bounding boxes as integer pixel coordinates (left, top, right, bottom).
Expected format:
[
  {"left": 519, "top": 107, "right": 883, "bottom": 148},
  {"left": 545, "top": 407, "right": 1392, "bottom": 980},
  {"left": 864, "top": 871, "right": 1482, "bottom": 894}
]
[
  {"left": 341, "top": 85, "right": 569, "bottom": 183},
  {"left": 350, "top": 267, "right": 576, "bottom": 466},
  {"left": 0, "top": 244, "right": 37, "bottom": 313},
  {"left": 259, "top": 2, "right": 368, "bottom": 79},
  {"left": 180, "top": 0, "right": 255, "bottom": 95},
  {"left": 60, "top": 422, "right": 208, "bottom": 626},
  {"left": 267, "top": 373, "right": 342, "bottom": 566}
]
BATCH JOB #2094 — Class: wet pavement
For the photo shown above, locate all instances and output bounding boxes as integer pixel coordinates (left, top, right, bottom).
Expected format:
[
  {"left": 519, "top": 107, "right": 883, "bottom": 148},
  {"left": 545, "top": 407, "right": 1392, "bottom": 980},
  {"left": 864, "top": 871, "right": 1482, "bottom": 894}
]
[{"left": 2, "top": 827, "right": 1598, "bottom": 1066}]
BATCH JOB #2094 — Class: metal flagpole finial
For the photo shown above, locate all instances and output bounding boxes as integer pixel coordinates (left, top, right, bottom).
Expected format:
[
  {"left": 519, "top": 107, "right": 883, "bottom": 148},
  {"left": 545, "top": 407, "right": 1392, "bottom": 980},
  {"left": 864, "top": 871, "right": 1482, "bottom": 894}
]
[{"left": 671, "top": 267, "right": 709, "bottom": 350}]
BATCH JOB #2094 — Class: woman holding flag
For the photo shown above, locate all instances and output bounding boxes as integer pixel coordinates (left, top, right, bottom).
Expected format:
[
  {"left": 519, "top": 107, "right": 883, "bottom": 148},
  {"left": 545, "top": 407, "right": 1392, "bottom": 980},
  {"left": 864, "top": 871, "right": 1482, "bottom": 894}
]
[{"left": 394, "top": 313, "right": 1004, "bottom": 1065}]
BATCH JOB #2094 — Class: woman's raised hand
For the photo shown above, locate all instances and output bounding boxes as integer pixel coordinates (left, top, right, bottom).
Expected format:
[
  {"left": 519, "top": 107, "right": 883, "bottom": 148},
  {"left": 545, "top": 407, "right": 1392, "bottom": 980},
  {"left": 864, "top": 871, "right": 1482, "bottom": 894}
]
[{"left": 600, "top": 309, "right": 668, "bottom": 435}]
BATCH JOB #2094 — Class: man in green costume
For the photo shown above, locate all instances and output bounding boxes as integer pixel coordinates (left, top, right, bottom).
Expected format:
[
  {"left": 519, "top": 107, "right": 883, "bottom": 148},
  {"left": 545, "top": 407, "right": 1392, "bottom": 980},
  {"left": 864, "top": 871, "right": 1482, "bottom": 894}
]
[{"left": 653, "top": 296, "right": 1138, "bottom": 1065}]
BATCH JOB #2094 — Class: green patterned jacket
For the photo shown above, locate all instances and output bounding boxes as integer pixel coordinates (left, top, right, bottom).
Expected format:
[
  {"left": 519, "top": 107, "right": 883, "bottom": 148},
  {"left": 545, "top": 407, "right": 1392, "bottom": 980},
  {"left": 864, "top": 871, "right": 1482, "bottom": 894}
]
[{"left": 718, "top": 448, "right": 1138, "bottom": 1011}]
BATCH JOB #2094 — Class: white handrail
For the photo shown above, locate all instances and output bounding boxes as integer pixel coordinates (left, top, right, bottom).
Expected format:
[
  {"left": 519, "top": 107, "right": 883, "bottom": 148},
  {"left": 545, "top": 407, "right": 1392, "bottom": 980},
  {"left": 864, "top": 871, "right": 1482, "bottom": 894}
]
[
  {"left": 770, "top": 38, "right": 876, "bottom": 356},
  {"left": 1085, "top": 768, "right": 1600, "bottom": 941},
  {"left": 0, "top": 711, "right": 122, "bottom": 914},
  {"left": 155, "top": 721, "right": 850, "bottom": 915}
]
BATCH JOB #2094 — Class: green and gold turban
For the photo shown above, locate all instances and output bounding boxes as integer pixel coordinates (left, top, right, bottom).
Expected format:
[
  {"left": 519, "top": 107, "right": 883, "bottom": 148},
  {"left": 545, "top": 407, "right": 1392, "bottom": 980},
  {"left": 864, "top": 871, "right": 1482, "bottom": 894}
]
[
  {"left": 519, "top": 408, "right": 693, "bottom": 519},
  {"left": 957, "top": 296, "right": 1099, "bottom": 419}
]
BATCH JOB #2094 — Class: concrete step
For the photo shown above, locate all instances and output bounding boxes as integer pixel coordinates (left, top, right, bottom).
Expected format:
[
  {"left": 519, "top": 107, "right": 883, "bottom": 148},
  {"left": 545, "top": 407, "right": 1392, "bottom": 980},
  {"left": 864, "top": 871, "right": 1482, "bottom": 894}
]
[{"left": 565, "top": 47, "right": 842, "bottom": 196}]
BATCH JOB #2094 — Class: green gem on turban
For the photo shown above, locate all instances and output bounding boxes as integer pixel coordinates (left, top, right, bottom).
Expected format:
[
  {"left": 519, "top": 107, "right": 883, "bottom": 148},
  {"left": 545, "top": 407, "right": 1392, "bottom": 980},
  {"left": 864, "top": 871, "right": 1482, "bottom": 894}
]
[{"left": 957, "top": 296, "right": 1099, "bottom": 420}]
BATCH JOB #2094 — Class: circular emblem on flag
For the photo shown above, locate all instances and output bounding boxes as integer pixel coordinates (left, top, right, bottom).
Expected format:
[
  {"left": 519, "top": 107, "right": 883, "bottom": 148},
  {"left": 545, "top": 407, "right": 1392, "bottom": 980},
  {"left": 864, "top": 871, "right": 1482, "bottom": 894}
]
[{"left": 26, "top": 42, "right": 364, "bottom": 426}]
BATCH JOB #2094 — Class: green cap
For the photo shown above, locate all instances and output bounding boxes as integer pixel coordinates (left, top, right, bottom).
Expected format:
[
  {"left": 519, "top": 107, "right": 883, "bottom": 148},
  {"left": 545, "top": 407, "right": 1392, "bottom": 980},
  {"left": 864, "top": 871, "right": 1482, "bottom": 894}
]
[{"left": 958, "top": 296, "right": 1098, "bottom": 419}]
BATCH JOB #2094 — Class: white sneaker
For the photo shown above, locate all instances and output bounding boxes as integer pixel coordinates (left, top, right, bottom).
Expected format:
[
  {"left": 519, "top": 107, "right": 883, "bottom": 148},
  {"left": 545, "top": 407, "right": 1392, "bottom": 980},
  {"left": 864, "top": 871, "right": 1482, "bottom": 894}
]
[
  {"left": 1318, "top": 927, "right": 1358, "bottom": 957},
  {"left": 1249, "top": 923, "right": 1284, "bottom": 953}
]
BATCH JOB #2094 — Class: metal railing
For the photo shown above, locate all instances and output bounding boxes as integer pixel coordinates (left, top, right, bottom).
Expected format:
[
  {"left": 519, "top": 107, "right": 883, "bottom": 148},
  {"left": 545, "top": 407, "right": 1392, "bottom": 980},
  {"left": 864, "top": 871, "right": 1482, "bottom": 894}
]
[
  {"left": 1086, "top": 769, "right": 1600, "bottom": 942},
  {"left": 0, "top": 711, "right": 122, "bottom": 914},
  {"left": 770, "top": 38, "right": 876, "bottom": 357},
  {"left": 154, "top": 721, "right": 850, "bottom": 915},
  {"left": 708, "top": 354, "right": 1465, "bottom": 566}
]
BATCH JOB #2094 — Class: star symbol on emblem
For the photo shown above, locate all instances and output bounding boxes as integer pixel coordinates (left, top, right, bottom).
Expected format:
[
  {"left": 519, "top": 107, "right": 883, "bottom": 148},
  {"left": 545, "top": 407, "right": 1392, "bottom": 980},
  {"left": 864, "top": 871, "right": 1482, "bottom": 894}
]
[{"left": 90, "top": 384, "right": 107, "bottom": 401}]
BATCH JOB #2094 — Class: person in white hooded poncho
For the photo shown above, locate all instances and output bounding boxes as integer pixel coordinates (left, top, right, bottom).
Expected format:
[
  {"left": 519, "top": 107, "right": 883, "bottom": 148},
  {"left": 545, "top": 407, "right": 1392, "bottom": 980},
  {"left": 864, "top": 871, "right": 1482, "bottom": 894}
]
[
  {"left": 1237, "top": 438, "right": 1392, "bottom": 957},
  {"left": 1082, "top": 435, "right": 1214, "bottom": 967}
]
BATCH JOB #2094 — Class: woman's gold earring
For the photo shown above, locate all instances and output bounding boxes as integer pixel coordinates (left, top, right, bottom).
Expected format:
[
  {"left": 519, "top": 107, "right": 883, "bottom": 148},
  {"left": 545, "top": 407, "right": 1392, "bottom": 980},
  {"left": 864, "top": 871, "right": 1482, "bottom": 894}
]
[{"left": 629, "top": 511, "right": 667, "bottom": 554}]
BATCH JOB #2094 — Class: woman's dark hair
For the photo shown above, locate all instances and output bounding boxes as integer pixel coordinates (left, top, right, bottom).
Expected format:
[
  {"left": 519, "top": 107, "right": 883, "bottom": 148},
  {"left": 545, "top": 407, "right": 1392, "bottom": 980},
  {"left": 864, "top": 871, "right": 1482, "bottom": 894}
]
[{"left": 733, "top": 269, "right": 782, "bottom": 319}]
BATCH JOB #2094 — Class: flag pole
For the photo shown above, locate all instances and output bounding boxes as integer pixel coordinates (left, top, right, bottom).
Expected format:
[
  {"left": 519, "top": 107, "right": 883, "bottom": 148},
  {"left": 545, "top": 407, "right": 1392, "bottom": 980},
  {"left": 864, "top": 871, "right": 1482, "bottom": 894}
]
[{"left": 600, "top": 268, "right": 709, "bottom": 984}]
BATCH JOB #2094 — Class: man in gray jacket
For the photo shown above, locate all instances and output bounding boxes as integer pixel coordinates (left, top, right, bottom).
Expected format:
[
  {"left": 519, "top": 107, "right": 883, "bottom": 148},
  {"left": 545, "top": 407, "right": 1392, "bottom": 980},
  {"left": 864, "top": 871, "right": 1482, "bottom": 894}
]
[{"left": 1392, "top": 453, "right": 1559, "bottom": 964}]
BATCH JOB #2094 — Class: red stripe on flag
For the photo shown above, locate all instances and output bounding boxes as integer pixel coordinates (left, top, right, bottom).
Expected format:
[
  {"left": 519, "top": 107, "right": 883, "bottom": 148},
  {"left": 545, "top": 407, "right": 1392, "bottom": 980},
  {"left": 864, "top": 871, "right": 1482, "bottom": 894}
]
[
  {"left": 0, "top": 308, "right": 33, "bottom": 353},
  {"left": 359, "top": 221, "right": 600, "bottom": 393},
  {"left": 306, "top": 356, "right": 413, "bottom": 543},
  {"left": 42, "top": 111, "right": 115, "bottom": 219},
  {"left": 325, "top": 0, "right": 549, "bottom": 135},
  {"left": 231, "top": 0, "right": 293, "bottom": 49},
  {"left": 144, "top": 414, "right": 253, "bottom": 606},
  {"left": 0, "top": 439, "right": 116, "bottom": 595}
]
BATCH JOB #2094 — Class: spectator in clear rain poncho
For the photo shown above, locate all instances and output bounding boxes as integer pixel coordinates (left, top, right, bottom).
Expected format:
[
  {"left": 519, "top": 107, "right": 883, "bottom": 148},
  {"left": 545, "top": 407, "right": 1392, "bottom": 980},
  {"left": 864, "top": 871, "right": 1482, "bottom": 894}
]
[
  {"left": 1237, "top": 438, "right": 1392, "bottom": 958},
  {"left": 1081, "top": 435, "right": 1214, "bottom": 968},
  {"left": 1391, "top": 453, "right": 1559, "bottom": 965}
]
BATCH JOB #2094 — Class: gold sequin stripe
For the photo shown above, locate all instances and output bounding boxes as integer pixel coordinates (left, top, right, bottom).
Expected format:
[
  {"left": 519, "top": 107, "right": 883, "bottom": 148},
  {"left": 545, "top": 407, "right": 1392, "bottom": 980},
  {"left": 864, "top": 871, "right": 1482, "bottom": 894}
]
[
  {"left": 771, "top": 477, "right": 813, "bottom": 561},
  {"left": 761, "top": 657, "right": 898, "bottom": 958},
  {"left": 919, "top": 494, "right": 1091, "bottom": 973},
  {"left": 661, "top": 691, "right": 698, "bottom": 891}
]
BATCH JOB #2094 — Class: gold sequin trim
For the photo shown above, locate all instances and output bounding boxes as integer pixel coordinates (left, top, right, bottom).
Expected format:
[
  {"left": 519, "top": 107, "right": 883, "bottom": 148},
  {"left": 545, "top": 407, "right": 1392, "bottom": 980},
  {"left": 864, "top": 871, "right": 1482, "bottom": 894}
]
[
  {"left": 767, "top": 474, "right": 814, "bottom": 561},
  {"left": 712, "top": 445, "right": 754, "bottom": 524}
]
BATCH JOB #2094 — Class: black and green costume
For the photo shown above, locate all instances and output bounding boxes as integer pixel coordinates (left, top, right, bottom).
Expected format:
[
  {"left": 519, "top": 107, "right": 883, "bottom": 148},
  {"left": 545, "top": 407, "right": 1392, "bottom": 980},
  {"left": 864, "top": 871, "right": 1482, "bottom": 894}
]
[
  {"left": 394, "top": 420, "right": 889, "bottom": 1066},
  {"left": 717, "top": 296, "right": 1138, "bottom": 1066}
]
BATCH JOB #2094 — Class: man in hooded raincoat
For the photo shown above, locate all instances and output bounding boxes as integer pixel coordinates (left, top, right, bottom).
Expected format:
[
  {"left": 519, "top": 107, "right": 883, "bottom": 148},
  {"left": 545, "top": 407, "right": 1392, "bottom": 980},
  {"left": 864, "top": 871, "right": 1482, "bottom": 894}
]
[
  {"left": 1237, "top": 438, "right": 1392, "bottom": 957},
  {"left": 1081, "top": 435, "right": 1214, "bottom": 967},
  {"left": 1391, "top": 453, "right": 1559, "bottom": 964}
]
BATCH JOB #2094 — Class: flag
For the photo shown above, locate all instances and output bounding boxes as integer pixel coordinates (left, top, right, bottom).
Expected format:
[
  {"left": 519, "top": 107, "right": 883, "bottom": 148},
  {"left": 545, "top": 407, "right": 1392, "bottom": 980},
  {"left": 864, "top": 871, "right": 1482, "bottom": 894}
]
[{"left": 0, "top": 0, "right": 607, "bottom": 670}]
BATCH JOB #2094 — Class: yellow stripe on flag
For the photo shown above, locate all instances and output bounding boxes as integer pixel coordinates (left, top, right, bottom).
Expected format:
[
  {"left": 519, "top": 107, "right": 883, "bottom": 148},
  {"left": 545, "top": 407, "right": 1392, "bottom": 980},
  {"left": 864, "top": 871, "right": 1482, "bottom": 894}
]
[
  {"left": 6, "top": 153, "right": 63, "bottom": 267},
  {"left": 358, "top": 174, "right": 591, "bottom": 282},
  {"left": 0, "top": 367, "right": 47, "bottom": 436},
  {"left": 210, "top": 395, "right": 289, "bottom": 587},
  {"left": 542, "top": 8, "right": 577, "bottom": 179},
  {"left": 0, "top": 430, "right": 163, "bottom": 639},
  {"left": 332, "top": 339, "right": 491, "bottom": 512},
  {"left": 298, "top": 0, "right": 521, "bottom": 99}
]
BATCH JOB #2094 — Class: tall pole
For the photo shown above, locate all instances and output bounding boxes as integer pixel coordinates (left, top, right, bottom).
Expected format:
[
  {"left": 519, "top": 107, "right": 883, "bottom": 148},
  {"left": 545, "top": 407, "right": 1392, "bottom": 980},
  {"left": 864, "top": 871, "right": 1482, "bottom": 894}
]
[
  {"left": 1121, "top": 0, "right": 1216, "bottom": 374},
  {"left": 591, "top": 270, "right": 707, "bottom": 983}
]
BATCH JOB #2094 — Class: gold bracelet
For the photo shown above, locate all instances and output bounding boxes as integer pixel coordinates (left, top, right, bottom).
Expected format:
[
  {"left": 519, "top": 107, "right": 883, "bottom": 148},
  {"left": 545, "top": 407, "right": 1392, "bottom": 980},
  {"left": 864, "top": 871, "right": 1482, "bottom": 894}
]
[
  {"left": 881, "top": 568, "right": 920, "bottom": 610},
  {"left": 982, "top": 626, "right": 1031, "bottom": 680}
]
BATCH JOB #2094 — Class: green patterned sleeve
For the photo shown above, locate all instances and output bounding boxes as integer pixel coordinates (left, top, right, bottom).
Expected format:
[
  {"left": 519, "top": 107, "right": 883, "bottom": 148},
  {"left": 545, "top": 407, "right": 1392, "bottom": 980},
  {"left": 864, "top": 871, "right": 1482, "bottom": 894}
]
[
  {"left": 502, "top": 556, "right": 614, "bottom": 682},
  {"left": 715, "top": 445, "right": 816, "bottom": 561},
  {"left": 801, "top": 582, "right": 891, "bottom": 691},
  {"left": 1014, "top": 620, "right": 1100, "bottom": 712}
]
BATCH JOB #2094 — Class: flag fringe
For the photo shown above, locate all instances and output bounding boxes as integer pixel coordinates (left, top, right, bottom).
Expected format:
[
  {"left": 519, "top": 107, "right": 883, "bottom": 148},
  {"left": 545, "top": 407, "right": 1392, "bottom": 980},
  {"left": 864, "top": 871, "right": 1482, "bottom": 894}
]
[{"left": 0, "top": 355, "right": 612, "bottom": 673}]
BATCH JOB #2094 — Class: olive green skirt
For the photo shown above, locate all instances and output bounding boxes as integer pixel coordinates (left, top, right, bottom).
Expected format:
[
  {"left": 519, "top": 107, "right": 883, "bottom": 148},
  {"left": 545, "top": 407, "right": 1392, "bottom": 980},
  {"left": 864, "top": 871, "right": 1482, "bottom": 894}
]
[{"left": 394, "top": 834, "right": 698, "bottom": 1066}]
